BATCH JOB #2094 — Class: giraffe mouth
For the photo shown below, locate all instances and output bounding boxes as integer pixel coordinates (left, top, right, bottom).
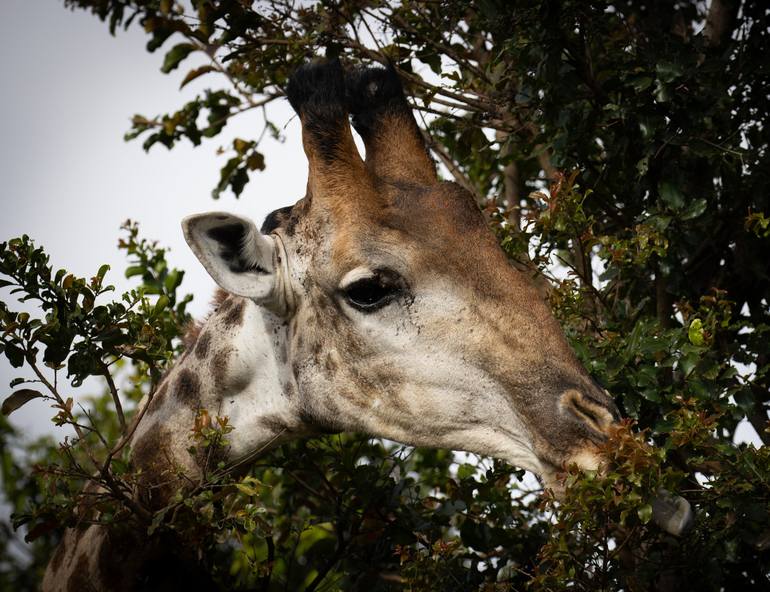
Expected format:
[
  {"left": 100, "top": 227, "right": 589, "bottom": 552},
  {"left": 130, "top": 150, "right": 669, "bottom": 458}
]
[
  {"left": 537, "top": 461, "right": 569, "bottom": 497},
  {"left": 533, "top": 447, "right": 603, "bottom": 497}
]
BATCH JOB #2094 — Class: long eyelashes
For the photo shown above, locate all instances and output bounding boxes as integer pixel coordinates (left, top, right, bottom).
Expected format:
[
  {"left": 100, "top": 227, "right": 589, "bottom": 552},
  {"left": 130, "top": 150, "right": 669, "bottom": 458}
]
[{"left": 342, "top": 270, "right": 404, "bottom": 312}]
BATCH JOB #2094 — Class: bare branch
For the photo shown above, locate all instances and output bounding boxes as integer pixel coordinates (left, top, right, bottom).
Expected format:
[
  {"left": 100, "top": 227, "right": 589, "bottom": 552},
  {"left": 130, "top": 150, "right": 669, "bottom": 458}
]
[{"left": 101, "top": 362, "right": 126, "bottom": 434}]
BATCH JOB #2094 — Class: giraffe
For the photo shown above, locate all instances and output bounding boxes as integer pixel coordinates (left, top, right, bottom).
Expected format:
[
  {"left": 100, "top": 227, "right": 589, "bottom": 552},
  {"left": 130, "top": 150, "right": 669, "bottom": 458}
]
[{"left": 42, "top": 60, "right": 626, "bottom": 590}]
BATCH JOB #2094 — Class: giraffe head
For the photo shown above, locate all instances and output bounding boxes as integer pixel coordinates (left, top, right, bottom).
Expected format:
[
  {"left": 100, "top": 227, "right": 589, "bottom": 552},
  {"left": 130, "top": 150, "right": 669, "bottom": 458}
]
[{"left": 182, "top": 61, "right": 619, "bottom": 490}]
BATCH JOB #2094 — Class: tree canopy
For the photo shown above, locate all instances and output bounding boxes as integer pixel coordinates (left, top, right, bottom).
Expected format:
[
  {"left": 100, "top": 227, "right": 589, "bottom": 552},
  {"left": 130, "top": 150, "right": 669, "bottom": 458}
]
[{"left": 2, "top": 0, "right": 769, "bottom": 590}]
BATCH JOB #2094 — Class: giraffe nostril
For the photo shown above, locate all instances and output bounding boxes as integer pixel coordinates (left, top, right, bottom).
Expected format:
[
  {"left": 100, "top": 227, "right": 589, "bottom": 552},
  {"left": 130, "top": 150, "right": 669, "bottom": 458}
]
[{"left": 561, "top": 389, "right": 614, "bottom": 435}]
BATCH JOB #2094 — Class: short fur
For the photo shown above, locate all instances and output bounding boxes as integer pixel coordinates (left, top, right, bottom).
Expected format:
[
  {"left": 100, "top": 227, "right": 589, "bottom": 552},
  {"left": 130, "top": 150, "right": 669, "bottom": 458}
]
[
  {"left": 43, "top": 61, "right": 620, "bottom": 591},
  {"left": 346, "top": 65, "right": 436, "bottom": 183}
]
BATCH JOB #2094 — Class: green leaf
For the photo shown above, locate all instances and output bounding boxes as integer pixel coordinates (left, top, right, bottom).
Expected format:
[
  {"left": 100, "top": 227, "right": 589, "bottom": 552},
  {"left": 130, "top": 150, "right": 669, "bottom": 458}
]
[
  {"left": 97, "top": 264, "right": 110, "bottom": 280},
  {"left": 24, "top": 520, "right": 58, "bottom": 543},
  {"left": 180, "top": 65, "right": 215, "bottom": 89},
  {"left": 233, "top": 138, "right": 252, "bottom": 155},
  {"left": 631, "top": 76, "right": 653, "bottom": 91},
  {"left": 655, "top": 80, "right": 672, "bottom": 103},
  {"left": 688, "top": 318, "right": 705, "bottom": 346},
  {"left": 659, "top": 181, "right": 685, "bottom": 209},
  {"left": 460, "top": 519, "right": 493, "bottom": 551},
  {"left": 246, "top": 152, "right": 265, "bottom": 171},
  {"left": 636, "top": 155, "right": 649, "bottom": 177},
  {"left": 153, "top": 295, "right": 169, "bottom": 316},
  {"left": 4, "top": 343, "right": 24, "bottom": 368},
  {"left": 164, "top": 269, "right": 182, "bottom": 293},
  {"left": 235, "top": 482, "right": 260, "bottom": 496},
  {"left": 212, "top": 156, "right": 241, "bottom": 199},
  {"left": 733, "top": 388, "right": 755, "bottom": 410},
  {"left": 656, "top": 61, "right": 684, "bottom": 83},
  {"left": 679, "top": 351, "right": 699, "bottom": 377},
  {"left": 437, "top": 499, "right": 467, "bottom": 517},
  {"left": 147, "top": 505, "right": 171, "bottom": 536},
  {"left": 681, "top": 198, "right": 708, "bottom": 220},
  {"left": 161, "top": 43, "right": 196, "bottom": 74},
  {"left": 637, "top": 503, "right": 653, "bottom": 524},
  {"left": 230, "top": 167, "right": 249, "bottom": 197},
  {"left": 125, "top": 266, "right": 144, "bottom": 279},
  {"left": 457, "top": 463, "right": 476, "bottom": 480},
  {"left": 2, "top": 389, "right": 43, "bottom": 416}
]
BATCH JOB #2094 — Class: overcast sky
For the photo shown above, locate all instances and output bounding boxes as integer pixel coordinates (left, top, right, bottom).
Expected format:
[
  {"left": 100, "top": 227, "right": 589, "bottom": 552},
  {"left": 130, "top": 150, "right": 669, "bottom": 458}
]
[{"left": 0, "top": 1, "right": 313, "bottom": 439}]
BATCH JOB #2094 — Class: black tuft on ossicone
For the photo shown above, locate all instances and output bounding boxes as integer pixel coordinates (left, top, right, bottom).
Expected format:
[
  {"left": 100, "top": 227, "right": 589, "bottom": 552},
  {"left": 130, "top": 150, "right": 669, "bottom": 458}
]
[
  {"left": 345, "top": 65, "right": 410, "bottom": 139},
  {"left": 285, "top": 59, "right": 349, "bottom": 157},
  {"left": 286, "top": 59, "right": 346, "bottom": 115}
]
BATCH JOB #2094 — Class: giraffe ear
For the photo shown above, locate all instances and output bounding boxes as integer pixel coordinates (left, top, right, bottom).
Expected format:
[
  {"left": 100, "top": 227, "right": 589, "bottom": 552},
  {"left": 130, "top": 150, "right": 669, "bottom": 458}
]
[{"left": 182, "top": 212, "right": 280, "bottom": 305}]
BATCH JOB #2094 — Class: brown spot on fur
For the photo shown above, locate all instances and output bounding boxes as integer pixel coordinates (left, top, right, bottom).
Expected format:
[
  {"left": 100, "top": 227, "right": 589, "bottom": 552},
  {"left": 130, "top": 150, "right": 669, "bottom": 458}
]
[
  {"left": 132, "top": 426, "right": 178, "bottom": 510},
  {"left": 180, "top": 290, "right": 233, "bottom": 356},
  {"left": 291, "top": 359, "right": 303, "bottom": 381},
  {"left": 298, "top": 404, "right": 341, "bottom": 434},
  {"left": 194, "top": 331, "right": 212, "bottom": 359},
  {"left": 210, "top": 349, "right": 231, "bottom": 393},
  {"left": 260, "top": 414, "right": 290, "bottom": 434},
  {"left": 222, "top": 298, "right": 245, "bottom": 327},
  {"left": 66, "top": 553, "right": 94, "bottom": 592},
  {"left": 182, "top": 321, "right": 202, "bottom": 352},
  {"left": 218, "top": 295, "right": 233, "bottom": 313},
  {"left": 148, "top": 383, "right": 168, "bottom": 412},
  {"left": 131, "top": 426, "right": 170, "bottom": 472},
  {"left": 323, "top": 352, "right": 338, "bottom": 374},
  {"left": 97, "top": 526, "right": 142, "bottom": 592},
  {"left": 282, "top": 381, "right": 296, "bottom": 399},
  {"left": 212, "top": 288, "right": 230, "bottom": 308},
  {"left": 48, "top": 535, "right": 67, "bottom": 573},
  {"left": 174, "top": 369, "right": 201, "bottom": 408},
  {"left": 193, "top": 438, "right": 226, "bottom": 474}
]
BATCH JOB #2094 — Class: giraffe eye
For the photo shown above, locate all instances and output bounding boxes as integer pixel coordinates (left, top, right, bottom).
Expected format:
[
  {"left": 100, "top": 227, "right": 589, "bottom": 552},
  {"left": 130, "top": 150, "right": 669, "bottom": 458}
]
[{"left": 342, "top": 271, "right": 403, "bottom": 312}]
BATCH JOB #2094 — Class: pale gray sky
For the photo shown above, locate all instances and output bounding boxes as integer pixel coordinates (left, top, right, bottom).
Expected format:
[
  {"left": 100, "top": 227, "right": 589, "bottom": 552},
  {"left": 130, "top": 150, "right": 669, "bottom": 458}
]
[{"left": 0, "top": 0, "right": 305, "bottom": 438}]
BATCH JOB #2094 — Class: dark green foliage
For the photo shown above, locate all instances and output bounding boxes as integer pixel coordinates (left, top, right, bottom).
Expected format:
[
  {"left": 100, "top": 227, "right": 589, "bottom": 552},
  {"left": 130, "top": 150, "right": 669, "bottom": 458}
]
[
  {"left": 2, "top": 0, "right": 770, "bottom": 589},
  {"left": 0, "top": 223, "right": 193, "bottom": 583}
]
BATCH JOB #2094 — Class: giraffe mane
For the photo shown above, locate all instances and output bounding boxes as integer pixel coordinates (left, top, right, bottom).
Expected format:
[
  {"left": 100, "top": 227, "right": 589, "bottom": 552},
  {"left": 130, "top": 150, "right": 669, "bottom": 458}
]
[{"left": 181, "top": 288, "right": 230, "bottom": 352}]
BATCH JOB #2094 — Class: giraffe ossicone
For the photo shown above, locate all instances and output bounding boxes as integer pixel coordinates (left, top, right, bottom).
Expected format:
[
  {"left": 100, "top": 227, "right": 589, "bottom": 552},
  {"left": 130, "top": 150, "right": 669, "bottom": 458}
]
[{"left": 43, "top": 60, "right": 645, "bottom": 591}]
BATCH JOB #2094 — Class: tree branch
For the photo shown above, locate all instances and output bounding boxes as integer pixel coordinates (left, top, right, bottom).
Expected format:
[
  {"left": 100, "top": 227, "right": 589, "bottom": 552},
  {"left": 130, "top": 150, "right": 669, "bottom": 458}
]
[
  {"left": 101, "top": 362, "right": 126, "bottom": 434},
  {"left": 704, "top": 0, "right": 739, "bottom": 48}
]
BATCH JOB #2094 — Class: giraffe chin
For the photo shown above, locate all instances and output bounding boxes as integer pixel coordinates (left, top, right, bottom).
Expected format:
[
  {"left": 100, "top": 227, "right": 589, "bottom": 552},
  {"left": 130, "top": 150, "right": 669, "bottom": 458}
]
[
  {"left": 536, "top": 448, "right": 604, "bottom": 500},
  {"left": 540, "top": 471, "right": 567, "bottom": 499}
]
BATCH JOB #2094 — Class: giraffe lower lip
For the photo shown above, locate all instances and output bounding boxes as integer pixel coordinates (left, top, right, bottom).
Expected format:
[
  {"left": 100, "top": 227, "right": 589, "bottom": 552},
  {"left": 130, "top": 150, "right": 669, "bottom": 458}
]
[{"left": 537, "top": 459, "right": 567, "bottom": 494}]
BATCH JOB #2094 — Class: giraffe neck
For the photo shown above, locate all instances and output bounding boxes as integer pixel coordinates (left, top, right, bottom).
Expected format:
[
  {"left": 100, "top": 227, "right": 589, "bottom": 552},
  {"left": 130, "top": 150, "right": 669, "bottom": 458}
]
[
  {"left": 129, "top": 294, "right": 299, "bottom": 502},
  {"left": 42, "top": 295, "right": 299, "bottom": 592}
]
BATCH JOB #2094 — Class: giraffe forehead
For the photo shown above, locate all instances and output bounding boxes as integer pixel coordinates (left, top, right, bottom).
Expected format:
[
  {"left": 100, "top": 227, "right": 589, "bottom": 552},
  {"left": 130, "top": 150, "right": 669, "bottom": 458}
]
[
  {"left": 273, "top": 180, "right": 512, "bottom": 301},
  {"left": 318, "top": 189, "right": 486, "bottom": 266}
]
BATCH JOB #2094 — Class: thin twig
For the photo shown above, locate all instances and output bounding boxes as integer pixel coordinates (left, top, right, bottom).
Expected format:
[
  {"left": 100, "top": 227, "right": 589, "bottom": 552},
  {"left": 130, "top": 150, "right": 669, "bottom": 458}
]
[{"left": 101, "top": 362, "right": 126, "bottom": 434}]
